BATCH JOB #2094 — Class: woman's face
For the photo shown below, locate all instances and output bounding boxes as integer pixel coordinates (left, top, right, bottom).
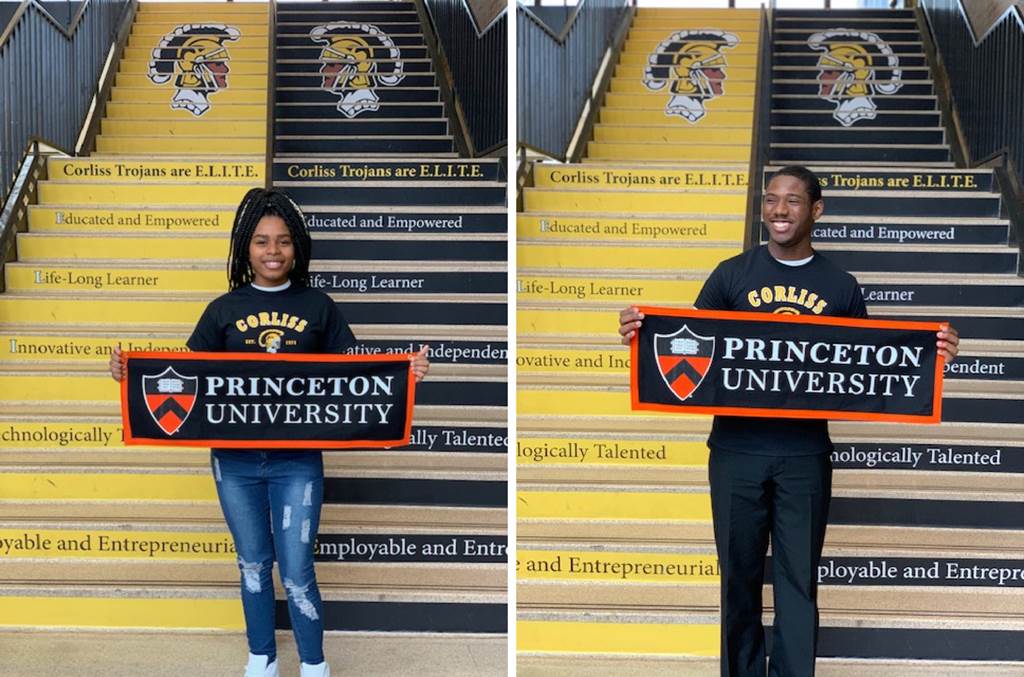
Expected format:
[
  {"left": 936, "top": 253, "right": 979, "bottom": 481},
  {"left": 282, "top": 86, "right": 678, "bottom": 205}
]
[{"left": 248, "top": 215, "right": 295, "bottom": 287}]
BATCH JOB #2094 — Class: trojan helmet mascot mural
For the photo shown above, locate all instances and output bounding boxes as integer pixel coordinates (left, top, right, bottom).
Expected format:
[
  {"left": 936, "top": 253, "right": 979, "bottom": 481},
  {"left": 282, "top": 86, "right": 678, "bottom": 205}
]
[
  {"left": 148, "top": 24, "right": 241, "bottom": 117},
  {"left": 310, "top": 22, "right": 405, "bottom": 118},
  {"left": 643, "top": 30, "right": 740, "bottom": 124},
  {"left": 807, "top": 29, "right": 904, "bottom": 126}
]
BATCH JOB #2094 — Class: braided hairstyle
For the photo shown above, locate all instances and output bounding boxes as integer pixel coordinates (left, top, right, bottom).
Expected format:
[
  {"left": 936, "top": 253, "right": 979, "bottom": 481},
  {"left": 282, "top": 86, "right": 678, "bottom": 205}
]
[{"left": 227, "top": 188, "right": 313, "bottom": 290}]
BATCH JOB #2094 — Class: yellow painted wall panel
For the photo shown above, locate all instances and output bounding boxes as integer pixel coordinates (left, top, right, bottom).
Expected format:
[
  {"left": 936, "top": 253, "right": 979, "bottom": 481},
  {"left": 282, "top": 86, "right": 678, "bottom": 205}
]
[
  {"left": 524, "top": 189, "right": 746, "bottom": 214},
  {"left": 28, "top": 207, "right": 234, "bottom": 233},
  {"left": 0, "top": 529, "right": 233, "bottom": 560},
  {"left": 518, "top": 550, "right": 718, "bottom": 583},
  {"left": 600, "top": 108, "right": 754, "bottom": 126},
  {"left": 0, "top": 335, "right": 185, "bottom": 363},
  {"left": 102, "top": 120, "right": 266, "bottom": 137},
  {"left": 594, "top": 125, "right": 753, "bottom": 144},
  {"left": 517, "top": 215, "right": 745, "bottom": 244},
  {"left": 518, "top": 244, "right": 738, "bottom": 271},
  {"left": 518, "top": 388, "right": 712, "bottom": 422},
  {"left": 16, "top": 236, "right": 227, "bottom": 261},
  {"left": 516, "top": 436, "right": 708, "bottom": 466},
  {"left": 0, "top": 298, "right": 207, "bottom": 326},
  {"left": 38, "top": 183, "right": 253, "bottom": 206},
  {"left": 611, "top": 78, "right": 756, "bottom": 97},
  {"left": 533, "top": 166, "right": 748, "bottom": 190},
  {"left": 47, "top": 159, "right": 263, "bottom": 184},
  {"left": 0, "top": 472, "right": 214, "bottom": 500},
  {"left": 517, "top": 347, "right": 631, "bottom": 375},
  {"left": 587, "top": 142, "right": 751, "bottom": 163},
  {"left": 6, "top": 266, "right": 224, "bottom": 293},
  {"left": 110, "top": 87, "right": 267, "bottom": 104},
  {"left": 517, "top": 276, "right": 702, "bottom": 304},
  {"left": 115, "top": 73, "right": 268, "bottom": 89},
  {"left": 105, "top": 102, "right": 266, "bottom": 121},
  {"left": 517, "top": 490, "right": 712, "bottom": 521},
  {"left": 96, "top": 136, "right": 265, "bottom": 154}
]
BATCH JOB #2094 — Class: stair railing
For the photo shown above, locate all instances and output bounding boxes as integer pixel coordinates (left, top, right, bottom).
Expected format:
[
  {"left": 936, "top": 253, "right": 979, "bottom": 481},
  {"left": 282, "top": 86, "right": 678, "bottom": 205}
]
[
  {"left": 517, "top": 0, "right": 632, "bottom": 162},
  {"left": 919, "top": 0, "right": 1024, "bottom": 270},
  {"left": 744, "top": 4, "right": 773, "bottom": 250},
  {"left": 265, "top": 0, "right": 277, "bottom": 188}
]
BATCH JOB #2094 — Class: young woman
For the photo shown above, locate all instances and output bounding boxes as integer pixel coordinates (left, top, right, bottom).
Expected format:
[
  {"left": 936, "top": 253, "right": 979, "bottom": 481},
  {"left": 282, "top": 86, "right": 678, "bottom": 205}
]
[{"left": 110, "top": 188, "right": 430, "bottom": 677}]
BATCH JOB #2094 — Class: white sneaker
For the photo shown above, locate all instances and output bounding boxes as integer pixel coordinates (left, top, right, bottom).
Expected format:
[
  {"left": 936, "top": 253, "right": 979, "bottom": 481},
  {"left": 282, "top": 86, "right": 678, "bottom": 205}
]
[
  {"left": 300, "top": 661, "right": 330, "bottom": 677},
  {"left": 244, "top": 653, "right": 279, "bottom": 677}
]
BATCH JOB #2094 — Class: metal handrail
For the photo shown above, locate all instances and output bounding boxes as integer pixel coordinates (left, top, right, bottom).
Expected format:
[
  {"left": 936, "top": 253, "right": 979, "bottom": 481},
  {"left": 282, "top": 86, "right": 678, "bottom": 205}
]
[
  {"left": 745, "top": 4, "right": 773, "bottom": 250},
  {"left": 265, "top": 0, "right": 277, "bottom": 188}
]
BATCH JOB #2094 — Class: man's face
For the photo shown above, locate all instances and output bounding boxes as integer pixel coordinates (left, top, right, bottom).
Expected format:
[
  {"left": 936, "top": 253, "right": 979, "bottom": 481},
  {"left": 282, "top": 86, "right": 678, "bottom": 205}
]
[{"left": 762, "top": 174, "right": 822, "bottom": 249}]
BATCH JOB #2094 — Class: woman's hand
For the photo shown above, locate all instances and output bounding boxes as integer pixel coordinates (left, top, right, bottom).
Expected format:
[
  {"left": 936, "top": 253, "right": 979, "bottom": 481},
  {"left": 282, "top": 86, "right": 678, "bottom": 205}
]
[
  {"left": 938, "top": 324, "right": 959, "bottom": 363},
  {"left": 109, "top": 344, "right": 126, "bottom": 382},
  {"left": 411, "top": 344, "right": 430, "bottom": 382}
]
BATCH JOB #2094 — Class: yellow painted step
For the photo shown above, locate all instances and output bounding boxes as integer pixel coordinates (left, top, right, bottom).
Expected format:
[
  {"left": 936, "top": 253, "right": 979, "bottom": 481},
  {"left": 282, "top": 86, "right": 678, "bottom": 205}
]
[
  {"left": 102, "top": 119, "right": 266, "bottom": 137},
  {"left": 627, "top": 27, "right": 759, "bottom": 39},
  {"left": 121, "top": 47, "right": 268, "bottom": 61},
  {"left": 630, "top": 16, "right": 761, "bottom": 28},
  {"left": 532, "top": 165, "right": 748, "bottom": 190},
  {"left": 0, "top": 596, "right": 242, "bottom": 631},
  {"left": 47, "top": 158, "right": 263, "bottom": 184},
  {"left": 0, "top": 471, "right": 213, "bottom": 500},
  {"left": 38, "top": 183, "right": 253, "bottom": 206},
  {"left": 518, "top": 387, "right": 712, "bottom": 423},
  {"left": 517, "top": 214, "right": 746, "bottom": 243},
  {"left": 96, "top": 136, "right": 265, "bottom": 155},
  {"left": 110, "top": 87, "right": 267, "bottom": 104},
  {"left": 517, "top": 276, "right": 702, "bottom": 305},
  {"left": 601, "top": 109, "right": 754, "bottom": 126},
  {"left": 634, "top": 7, "right": 760, "bottom": 16},
  {"left": 588, "top": 142, "right": 751, "bottom": 163},
  {"left": 623, "top": 43, "right": 758, "bottom": 63},
  {"left": 6, "top": 265, "right": 223, "bottom": 293},
  {"left": 593, "top": 125, "right": 753, "bottom": 144},
  {"left": 517, "top": 490, "right": 712, "bottom": 521},
  {"left": 618, "top": 50, "right": 757, "bottom": 67},
  {"left": 28, "top": 207, "right": 234, "bottom": 233},
  {"left": 1, "top": 335, "right": 185, "bottom": 363},
  {"left": 0, "top": 421, "right": 124, "bottom": 447},
  {"left": 615, "top": 62, "right": 757, "bottom": 80},
  {"left": 518, "top": 550, "right": 718, "bottom": 583},
  {"left": 517, "top": 308, "right": 638, "bottom": 338},
  {"left": 517, "top": 244, "right": 738, "bottom": 271},
  {"left": 115, "top": 73, "right": 268, "bottom": 89},
  {"left": 0, "top": 297, "right": 206, "bottom": 326},
  {"left": 517, "top": 620, "right": 718, "bottom": 656},
  {"left": 129, "top": 25, "right": 268, "bottom": 40},
  {"left": 611, "top": 78, "right": 756, "bottom": 96},
  {"left": 16, "top": 235, "right": 227, "bottom": 261},
  {"left": 517, "top": 347, "right": 631, "bottom": 375},
  {"left": 136, "top": 3, "right": 268, "bottom": 13},
  {"left": 119, "top": 58, "right": 270, "bottom": 76},
  {"left": 604, "top": 91, "right": 754, "bottom": 111},
  {"left": 524, "top": 189, "right": 747, "bottom": 214},
  {"left": 132, "top": 16, "right": 268, "bottom": 27},
  {"left": 105, "top": 102, "right": 267, "bottom": 121},
  {"left": 516, "top": 436, "right": 708, "bottom": 466},
  {"left": 0, "top": 528, "right": 233, "bottom": 561}
]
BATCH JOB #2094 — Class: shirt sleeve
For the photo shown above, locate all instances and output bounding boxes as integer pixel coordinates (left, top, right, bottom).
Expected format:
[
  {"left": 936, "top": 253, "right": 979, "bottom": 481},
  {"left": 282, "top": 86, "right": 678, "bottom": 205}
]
[
  {"left": 694, "top": 264, "right": 731, "bottom": 311},
  {"left": 186, "top": 302, "right": 224, "bottom": 352},
  {"left": 323, "top": 301, "right": 357, "bottom": 352},
  {"left": 847, "top": 278, "right": 869, "bottom": 319}
]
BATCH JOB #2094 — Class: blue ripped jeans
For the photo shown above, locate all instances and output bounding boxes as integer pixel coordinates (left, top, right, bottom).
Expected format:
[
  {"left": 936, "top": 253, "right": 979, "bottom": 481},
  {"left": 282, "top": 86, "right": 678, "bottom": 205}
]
[{"left": 212, "top": 450, "right": 325, "bottom": 665}]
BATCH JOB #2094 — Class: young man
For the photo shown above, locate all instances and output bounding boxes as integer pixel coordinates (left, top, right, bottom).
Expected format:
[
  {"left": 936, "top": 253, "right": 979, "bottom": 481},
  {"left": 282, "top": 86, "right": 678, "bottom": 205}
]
[{"left": 618, "top": 165, "right": 959, "bottom": 676}]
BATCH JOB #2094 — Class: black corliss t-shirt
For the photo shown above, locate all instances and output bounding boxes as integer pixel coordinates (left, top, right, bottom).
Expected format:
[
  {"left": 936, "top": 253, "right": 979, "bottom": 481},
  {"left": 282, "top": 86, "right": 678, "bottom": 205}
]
[
  {"left": 693, "top": 245, "right": 867, "bottom": 456},
  {"left": 186, "top": 284, "right": 356, "bottom": 354}
]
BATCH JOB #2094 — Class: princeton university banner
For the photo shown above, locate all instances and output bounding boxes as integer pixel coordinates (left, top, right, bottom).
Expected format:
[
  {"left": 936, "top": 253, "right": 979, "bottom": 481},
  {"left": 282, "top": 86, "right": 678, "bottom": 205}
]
[
  {"left": 121, "top": 352, "right": 415, "bottom": 447},
  {"left": 632, "top": 307, "right": 944, "bottom": 423}
]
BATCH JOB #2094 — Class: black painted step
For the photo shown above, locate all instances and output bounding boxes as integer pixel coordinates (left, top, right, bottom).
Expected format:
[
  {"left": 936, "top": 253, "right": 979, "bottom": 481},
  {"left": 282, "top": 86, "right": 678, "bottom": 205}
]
[
  {"left": 277, "top": 34, "right": 424, "bottom": 47},
  {"left": 277, "top": 46, "right": 428, "bottom": 59},
  {"left": 278, "top": 20, "right": 421, "bottom": 32},
  {"left": 857, "top": 282, "right": 1024, "bottom": 307},
  {"left": 276, "top": 88, "right": 440, "bottom": 104},
  {"left": 774, "top": 54, "right": 927, "bottom": 68},
  {"left": 309, "top": 271, "right": 506, "bottom": 294},
  {"left": 814, "top": 626, "right": 1022, "bottom": 661},
  {"left": 775, "top": 29, "right": 922, "bottom": 42},
  {"left": 773, "top": 96, "right": 937, "bottom": 111},
  {"left": 274, "top": 160, "right": 504, "bottom": 183},
  {"left": 285, "top": 184, "right": 504, "bottom": 206},
  {"left": 277, "top": 12, "right": 420, "bottom": 23},
  {"left": 774, "top": 17, "right": 917, "bottom": 29},
  {"left": 874, "top": 313, "right": 1024, "bottom": 341},
  {"left": 944, "top": 396, "right": 1024, "bottom": 425},
  {"left": 275, "top": 137, "right": 455, "bottom": 154},
  {"left": 821, "top": 194, "right": 998, "bottom": 217},
  {"left": 803, "top": 169, "right": 994, "bottom": 192},
  {"left": 342, "top": 300, "right": 505, "bottom": 325},
  {"left": 276, "top": 59, "right": 432, "bottom": 74},
  {"left": 773, "top": 82, "right": 932, "bottom": 96},
  {"left": 304, "top": 210, "right": 506, "bottom": 234},
  {"left": 830, "top": 496, "right": 1023, "bottom": 529},
  {"left": 773, "top": 9, "right": 915, "bottom": 18},
  {"left": 278, "top": 2, "right": 416, "bottom": 11},
  {"left": 945, "top": 356, "right": 1024, "bottom": 381},
  {"left": 276, "top": 103, "right": 444, "bottom": 118},
  {"left": 774, "top": 41, "right": 923, "bottom": 54},
  {"left": 277, "top": 599, "right": 505, "bottom": 633},
  {"left": 772, "top": 111, "right": 941, "bottom": 127},
  {"left": 276, "top": 119, "right": 448, "bottom": 136},
  {"left": 805, "top": 221, "right": 1009, "bottom": 246},
  {"left": 772, "top": 127, "right": 944, "bottom": 145},
  {"left": 772, "top": 67, "right": 932, "bottom": 81},
  {"left": 311, "top": 239, "right": 506, "bottom": 262},
  {"left": 771, "top": 145, "right": 951, "bottom": 163},
  {"left": 825, "top": 248, "right": 1018, "bottom": 274},
  {"left": 832, "top": 442, "right": 1023, "bottom": 471},
  {"left": 276, "top": 74, "right": 438, "bottom": 88}
]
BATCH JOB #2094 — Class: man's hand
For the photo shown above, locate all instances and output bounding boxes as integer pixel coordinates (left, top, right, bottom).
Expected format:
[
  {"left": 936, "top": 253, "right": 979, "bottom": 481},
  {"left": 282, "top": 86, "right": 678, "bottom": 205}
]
[
  {"left": 109, "top": 344, "right": 126, "bottom": 382},
  {"left": 411, "top": 344, "right": 430, "bottom": 382},
  {"left": 619, "top": 306, "right": 644, "bottom": 346},
  {"left": 937, "top": 324, "right": 959, "bottom": 363}
]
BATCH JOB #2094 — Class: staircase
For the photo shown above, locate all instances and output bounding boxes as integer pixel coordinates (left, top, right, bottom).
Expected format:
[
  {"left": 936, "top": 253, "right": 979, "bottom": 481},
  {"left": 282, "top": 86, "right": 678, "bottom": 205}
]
[
  {"left": 518, "top": 5, "right": 1024, "bottom": 673},
  {"left": 0, "top": 0, "right": 506, "bottom": 651}
]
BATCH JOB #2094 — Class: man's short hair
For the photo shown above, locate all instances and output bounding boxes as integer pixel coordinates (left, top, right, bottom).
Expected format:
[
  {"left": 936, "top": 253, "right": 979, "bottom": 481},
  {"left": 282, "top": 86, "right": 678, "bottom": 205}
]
[{"left": 773, "top": 165, "right": 823, "bottom": 203}]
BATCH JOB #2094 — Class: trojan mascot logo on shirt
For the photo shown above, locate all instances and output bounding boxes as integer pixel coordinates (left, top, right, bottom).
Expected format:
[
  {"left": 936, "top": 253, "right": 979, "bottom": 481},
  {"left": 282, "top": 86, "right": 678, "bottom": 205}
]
[
  {"left": 643, "top": 29, "right": 739, "bottom": 123},
  {"left": 807, "top": 29, "right": 903, "bottom": 127},
  {"left": 310, "top": 22, "right": 405, "bottom": 118},
  {"left": 148, "top": 24, "right": 241, "bottom": 116}
]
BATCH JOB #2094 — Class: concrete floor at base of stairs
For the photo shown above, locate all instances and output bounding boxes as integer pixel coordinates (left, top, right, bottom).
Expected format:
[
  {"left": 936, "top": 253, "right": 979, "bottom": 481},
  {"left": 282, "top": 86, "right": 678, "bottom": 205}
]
[{"left": 0, "top": 631, "right": 506, "bottom": 676}]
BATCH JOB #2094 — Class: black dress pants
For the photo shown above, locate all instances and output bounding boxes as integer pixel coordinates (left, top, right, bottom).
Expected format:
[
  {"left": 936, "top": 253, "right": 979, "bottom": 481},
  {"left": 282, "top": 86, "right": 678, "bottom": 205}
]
[{"left": 708, "top": 447, "right": 832, "bottom": 677}]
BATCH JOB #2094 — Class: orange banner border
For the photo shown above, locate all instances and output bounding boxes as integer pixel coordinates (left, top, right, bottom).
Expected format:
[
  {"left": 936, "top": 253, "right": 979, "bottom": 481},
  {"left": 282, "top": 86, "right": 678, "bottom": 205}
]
[
  {"left": 629, "top": 306, "right": 945, "bottom": 424},
  {"left": 121, "top": 351, "right": 417, "bottom": 449}
]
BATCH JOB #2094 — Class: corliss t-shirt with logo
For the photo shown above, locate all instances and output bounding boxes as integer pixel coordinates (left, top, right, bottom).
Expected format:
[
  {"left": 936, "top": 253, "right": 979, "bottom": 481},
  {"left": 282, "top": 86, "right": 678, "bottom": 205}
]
[
  {"left": 694, "top": 244, "right": 867, "bottom": 456},
  {"left": 186, "top": 284, "right": 356, "bottom": 354}
]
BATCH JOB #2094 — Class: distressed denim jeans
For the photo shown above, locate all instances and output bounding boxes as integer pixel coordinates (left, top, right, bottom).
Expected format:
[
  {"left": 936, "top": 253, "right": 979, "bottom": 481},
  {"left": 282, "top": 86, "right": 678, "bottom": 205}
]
[{"left": 212, "top": 450, "right": 325, "bottom": 665}]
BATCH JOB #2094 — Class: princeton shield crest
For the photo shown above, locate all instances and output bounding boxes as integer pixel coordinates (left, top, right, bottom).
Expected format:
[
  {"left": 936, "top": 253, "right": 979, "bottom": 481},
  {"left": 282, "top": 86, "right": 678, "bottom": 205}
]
[
  {"left": 142, "top": 367, "right": 198, "bottom": 436},
  {"left": 653, "top": 325, "right": 715, "bottom": 401}
]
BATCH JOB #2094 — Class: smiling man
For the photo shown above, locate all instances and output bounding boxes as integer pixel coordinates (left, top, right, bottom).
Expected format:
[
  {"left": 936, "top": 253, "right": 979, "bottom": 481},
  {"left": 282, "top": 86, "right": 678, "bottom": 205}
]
[{"left": 619, "top": 165, "right": 959, "bottom": 677}]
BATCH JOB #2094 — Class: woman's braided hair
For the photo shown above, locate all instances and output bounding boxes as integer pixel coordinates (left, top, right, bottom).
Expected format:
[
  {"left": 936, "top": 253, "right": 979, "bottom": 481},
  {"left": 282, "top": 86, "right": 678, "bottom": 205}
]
[{"left": 227, "top": 188, "right": 312, "bottom": 291}]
